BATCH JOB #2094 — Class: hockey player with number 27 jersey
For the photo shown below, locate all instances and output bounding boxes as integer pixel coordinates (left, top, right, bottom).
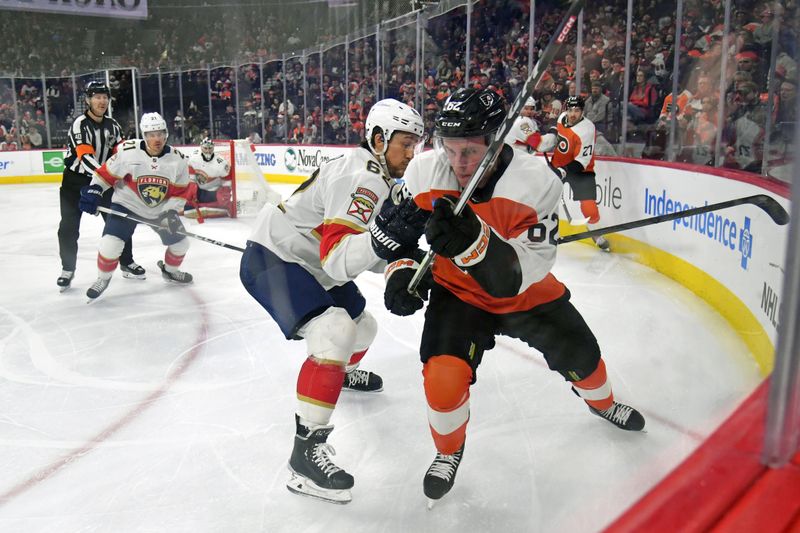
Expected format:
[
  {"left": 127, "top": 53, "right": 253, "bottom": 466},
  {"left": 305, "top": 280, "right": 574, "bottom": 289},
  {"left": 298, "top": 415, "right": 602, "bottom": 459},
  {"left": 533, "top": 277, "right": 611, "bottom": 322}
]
[
  {"left": 239, "top": 99, "right": 425, "bottom": 504},
  {"left": 78, "top": 112, "right": 198, "bottom": 301}
]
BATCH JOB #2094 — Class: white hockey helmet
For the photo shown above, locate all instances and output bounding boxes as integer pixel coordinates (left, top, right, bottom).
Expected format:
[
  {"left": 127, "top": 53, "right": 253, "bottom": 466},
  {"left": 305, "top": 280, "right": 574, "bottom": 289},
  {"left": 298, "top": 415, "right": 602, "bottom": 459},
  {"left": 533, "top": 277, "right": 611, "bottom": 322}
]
[
  {"left": 365, "top": 99, "right": 425, "bottom": 155},
  {"left": 140, "top": 112, "right": 168, "bottom": 136},
  {"left": 200, "top": 137, "right": 215, "bottom": 157}
]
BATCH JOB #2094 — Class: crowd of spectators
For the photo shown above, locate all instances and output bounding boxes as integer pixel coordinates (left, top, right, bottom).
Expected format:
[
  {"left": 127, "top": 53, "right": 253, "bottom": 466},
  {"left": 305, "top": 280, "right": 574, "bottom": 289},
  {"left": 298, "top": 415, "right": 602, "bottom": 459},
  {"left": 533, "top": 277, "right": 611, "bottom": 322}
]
[{"left": 0, "top": 0, "right": 797, "bottom": 178}]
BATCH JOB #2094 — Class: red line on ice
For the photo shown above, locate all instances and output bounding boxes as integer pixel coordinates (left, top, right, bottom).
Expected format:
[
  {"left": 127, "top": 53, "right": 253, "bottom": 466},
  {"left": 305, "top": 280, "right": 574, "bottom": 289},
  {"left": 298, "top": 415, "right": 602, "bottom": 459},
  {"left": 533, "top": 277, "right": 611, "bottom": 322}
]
[{"left": 0, "top": 291, "right": 209, "bottom": 506}]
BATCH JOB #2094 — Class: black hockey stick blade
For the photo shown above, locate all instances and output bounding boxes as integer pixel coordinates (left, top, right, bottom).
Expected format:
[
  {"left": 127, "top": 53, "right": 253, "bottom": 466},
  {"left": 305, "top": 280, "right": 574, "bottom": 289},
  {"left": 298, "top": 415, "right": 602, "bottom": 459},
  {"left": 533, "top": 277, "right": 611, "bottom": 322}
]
[
  {"left": 557, "top": 194, "right": 789, "bottom": 245},
  {"left": 97, "top": 206, "right": 246, "bottom": 252},
  {"left": 408, "top": 0, "right": 585, "bottom": 292}
]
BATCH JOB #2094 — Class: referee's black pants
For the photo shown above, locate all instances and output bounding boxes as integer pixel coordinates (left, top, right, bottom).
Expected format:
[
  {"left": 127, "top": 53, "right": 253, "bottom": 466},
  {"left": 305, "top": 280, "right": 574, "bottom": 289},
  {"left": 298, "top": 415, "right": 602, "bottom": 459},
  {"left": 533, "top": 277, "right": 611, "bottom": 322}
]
[{"left": 57, "top": 169, "right": 134, "bottom": 272}]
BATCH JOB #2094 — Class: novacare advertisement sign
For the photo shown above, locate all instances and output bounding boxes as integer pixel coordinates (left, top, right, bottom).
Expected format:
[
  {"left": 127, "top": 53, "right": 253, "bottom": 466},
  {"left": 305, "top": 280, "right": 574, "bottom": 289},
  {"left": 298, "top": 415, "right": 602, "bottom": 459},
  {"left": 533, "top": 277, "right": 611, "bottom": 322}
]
[{"left": 252, "top": 145, "right": 354, "bottom": 182}]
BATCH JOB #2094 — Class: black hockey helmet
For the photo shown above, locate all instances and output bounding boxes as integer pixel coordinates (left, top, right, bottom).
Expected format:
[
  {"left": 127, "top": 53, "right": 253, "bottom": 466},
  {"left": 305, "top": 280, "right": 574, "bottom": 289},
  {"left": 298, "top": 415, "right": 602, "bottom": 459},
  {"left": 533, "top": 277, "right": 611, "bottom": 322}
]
[
  {"left": 565, "top": 95, "right": 585, "bottom": 109},
  {"left": 434, "top": 87, "right": 506, "bottom": 139},
  {"left": 85, "top": 81, "right": 110, "bottom": 98}
]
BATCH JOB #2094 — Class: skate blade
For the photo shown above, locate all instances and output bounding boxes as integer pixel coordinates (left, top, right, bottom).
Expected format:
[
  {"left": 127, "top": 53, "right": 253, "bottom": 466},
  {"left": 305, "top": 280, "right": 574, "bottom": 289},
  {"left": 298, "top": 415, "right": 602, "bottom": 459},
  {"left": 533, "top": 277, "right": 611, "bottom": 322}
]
[
  {"left": 59, "top": 285, "right": 71, "bottom": 293},
  {"left": 427, "top": 498, "right": 438, "bottom": 510},
  {"left": 341, "top": 386, "right": 384, "bottom": 393},
  {"left": 286, "top": 473, "right": 352, "bottom": 504},
  {"left": 121, "top": 272, "right": 146, "bottom": 280}
]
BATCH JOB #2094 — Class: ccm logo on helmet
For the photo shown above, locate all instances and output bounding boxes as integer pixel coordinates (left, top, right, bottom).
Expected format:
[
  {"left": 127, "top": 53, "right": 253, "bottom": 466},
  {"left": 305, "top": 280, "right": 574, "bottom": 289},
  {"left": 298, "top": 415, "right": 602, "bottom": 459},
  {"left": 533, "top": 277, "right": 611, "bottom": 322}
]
[{"left": 439, "top": 121, "right": 462, "bottom": 128}]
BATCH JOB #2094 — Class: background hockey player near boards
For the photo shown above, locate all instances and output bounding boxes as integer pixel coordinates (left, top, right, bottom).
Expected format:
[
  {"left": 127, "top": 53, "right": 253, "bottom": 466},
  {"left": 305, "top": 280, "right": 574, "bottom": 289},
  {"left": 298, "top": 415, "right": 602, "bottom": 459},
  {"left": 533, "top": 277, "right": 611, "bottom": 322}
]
[
  {"left": 509, "top": 94, "right": 611, "bottom": 252},
  {"left": 238, "top": 98, "right": 426, "bottom": 504},
  {"left": 78, "top": 112, "right": 198, "bottom": 301},
  {"left": 56, "top": 81, "right": 144, "bottom": 292},
  {"left": 370, "top": 87, "right": 644, "bottom": 507}
]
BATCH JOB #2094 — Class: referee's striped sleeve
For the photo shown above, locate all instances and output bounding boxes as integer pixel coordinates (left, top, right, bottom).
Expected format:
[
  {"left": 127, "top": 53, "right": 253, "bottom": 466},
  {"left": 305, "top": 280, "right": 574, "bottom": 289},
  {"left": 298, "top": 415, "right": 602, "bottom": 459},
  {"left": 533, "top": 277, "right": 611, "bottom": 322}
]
[{"left": 78, "top": 119, "right": 102, "bottom": 172}]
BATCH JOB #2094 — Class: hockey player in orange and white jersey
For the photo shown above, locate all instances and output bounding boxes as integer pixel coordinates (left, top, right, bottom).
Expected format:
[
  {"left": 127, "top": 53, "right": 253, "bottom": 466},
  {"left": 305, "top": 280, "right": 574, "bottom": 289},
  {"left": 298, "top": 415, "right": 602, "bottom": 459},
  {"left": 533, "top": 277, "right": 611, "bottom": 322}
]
[
  {"left": 239, "top": 99, "right": 425, "bottom": 504},
  {"left": 185, "top": 137, "right": 233, "bottom": 218},
  {"left": 78, "top": 112, "right": 197, "bottom": 301},
  {"left": 373, "top": 88, "right": 644, "bottom": 506},
  {"left": 539, "top": 95, "right": 610, "bottom": 251}
]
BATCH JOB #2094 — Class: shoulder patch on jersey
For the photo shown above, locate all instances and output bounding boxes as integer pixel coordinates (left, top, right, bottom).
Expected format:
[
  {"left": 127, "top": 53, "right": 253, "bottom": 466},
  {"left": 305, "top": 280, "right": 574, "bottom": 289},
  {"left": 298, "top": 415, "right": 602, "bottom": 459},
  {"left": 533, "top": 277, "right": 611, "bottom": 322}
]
[
  {"left": 355, "top": 186, "right": 378, "bottom": 203},
  {"left": 346, "top": 187, "right": 377, "bottom": 224},
  {"left": 137, "top": 176, "right": 170, "bottom": 207}
]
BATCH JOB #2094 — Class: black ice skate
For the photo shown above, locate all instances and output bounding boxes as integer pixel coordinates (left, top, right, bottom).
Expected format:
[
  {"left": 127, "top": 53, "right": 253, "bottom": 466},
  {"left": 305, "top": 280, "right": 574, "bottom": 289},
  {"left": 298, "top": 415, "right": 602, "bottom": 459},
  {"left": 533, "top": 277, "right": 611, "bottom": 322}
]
[
  {"left": 120, "top": 262, "right": 146, "bottom": 280},
  {"left": 589, "top": 401, "right": 645, "bottom": 431},
  {"left": 287, "top": 415, "right": 354, "bottom": 504},
  {"left": 593, "top": 236, "right": 611, "bottom": 252},
  {"left": 86, "top": 278, "right": 110, "bottom": 302},
  {"left": 423, "top": 444, "right": 464, "bottom": 509},
  {"left": 157, "top": 260, "right": 193, "bottom": 284},
  {"left": 342, "top": 369, "right": 383, "bottom": 392},
  {"left": 57, "top": 270, "right": 74, "bottom": 292}
]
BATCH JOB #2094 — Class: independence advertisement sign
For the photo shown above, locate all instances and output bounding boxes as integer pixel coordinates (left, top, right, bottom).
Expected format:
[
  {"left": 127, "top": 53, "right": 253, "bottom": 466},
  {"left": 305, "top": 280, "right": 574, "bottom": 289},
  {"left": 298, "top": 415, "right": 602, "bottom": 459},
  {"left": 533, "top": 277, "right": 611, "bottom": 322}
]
[{"left": 0, "top": 0, "right": 148, "bottom": 20}]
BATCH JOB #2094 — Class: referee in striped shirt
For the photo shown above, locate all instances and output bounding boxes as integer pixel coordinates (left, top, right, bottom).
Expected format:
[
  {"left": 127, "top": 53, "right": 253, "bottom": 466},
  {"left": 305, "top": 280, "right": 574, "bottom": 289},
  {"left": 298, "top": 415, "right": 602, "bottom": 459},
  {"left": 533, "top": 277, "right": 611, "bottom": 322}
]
[{"left": 56, "top": 81, "right": 144, "bottom": 290}]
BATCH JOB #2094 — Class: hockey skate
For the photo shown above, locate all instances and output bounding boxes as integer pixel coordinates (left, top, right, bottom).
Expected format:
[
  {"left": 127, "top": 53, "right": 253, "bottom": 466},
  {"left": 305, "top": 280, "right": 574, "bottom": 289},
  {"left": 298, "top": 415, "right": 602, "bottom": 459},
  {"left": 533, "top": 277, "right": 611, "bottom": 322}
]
[
  {"left": 589, "top": 401, "right": 645, "bottom": 431},
  {"left": 120, "top": 262, "right": 146, "bottom": 280},
  {"left": 287, "top": 415, "right": 354, "bottom": 504},
  {"left": 157, "top": 260, "right": 193, "bottom": 284},
  {"left": 593, "top": 236, "right": 611, "bottom": 252},
  {"left": 57, "top": 270, "right": 74, "bottom": 292},
  {"left": 342, "top": 369, "right": 384, "bottom": 393},
  {"left": 423, "top": 444, "right": 464, "bottom": 509},
  {"left": 86, "top": 278, "right": 110, "bottom": 302}
]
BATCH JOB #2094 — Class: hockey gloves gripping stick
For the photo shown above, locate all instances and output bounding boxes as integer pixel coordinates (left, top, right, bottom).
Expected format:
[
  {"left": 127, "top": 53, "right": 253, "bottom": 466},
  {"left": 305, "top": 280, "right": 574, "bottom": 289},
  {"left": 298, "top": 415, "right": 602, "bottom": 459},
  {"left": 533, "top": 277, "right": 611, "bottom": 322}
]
[
  {"left": 370, "top": 184, "right": 430, "bottom": 262},
  {"left": 159, "top": 210, "right": 185, "bottom": 236},
  {"left": 79, "top": 184, "right": 104, "bottom": 215},
  {"left": 425, "top": 195, "right": 491, "bottom": 267},
  {"left": 384, "top": 249, "right": 434, "bottom": 316}
]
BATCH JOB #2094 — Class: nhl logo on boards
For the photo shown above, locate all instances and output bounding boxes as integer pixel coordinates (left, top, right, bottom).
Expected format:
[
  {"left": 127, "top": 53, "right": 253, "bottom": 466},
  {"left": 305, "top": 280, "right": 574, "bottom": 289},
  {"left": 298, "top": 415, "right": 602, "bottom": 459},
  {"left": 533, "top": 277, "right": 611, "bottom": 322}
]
[{"left": 137, "top": 176, "right": 170, "bottom": 207}]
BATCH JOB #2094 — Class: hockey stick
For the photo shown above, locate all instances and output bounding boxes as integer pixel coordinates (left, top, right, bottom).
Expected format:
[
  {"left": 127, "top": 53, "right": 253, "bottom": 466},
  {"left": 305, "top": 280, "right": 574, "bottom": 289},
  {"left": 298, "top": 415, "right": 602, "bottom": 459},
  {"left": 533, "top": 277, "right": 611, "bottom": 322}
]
[
  {"left": 408, "top": 0, "right": 585, "bottom": 292},
  {"left": 97, "top": 206, "right": 246, "bottom": 252},
  {"left": 557, "top": 194, "right": 789, "bottom": 245},
  {"left": 543, "top": 151, "right": 591, "bottom": 226}
]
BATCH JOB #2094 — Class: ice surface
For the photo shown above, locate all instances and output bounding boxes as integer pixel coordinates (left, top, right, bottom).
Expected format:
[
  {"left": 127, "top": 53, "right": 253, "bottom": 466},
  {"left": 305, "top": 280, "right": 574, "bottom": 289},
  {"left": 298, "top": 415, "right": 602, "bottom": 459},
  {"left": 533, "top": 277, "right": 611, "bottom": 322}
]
[{"left": 0, "top": 183, "right": 761, "bottom": 532}]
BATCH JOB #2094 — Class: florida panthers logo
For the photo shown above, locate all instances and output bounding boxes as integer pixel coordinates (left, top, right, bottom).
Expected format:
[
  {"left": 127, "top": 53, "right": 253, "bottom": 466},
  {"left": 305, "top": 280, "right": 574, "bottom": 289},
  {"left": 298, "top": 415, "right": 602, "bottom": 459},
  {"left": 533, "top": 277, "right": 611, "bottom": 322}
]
[{"left": 137, "top": 176, "right": 170, "bottom": 207}]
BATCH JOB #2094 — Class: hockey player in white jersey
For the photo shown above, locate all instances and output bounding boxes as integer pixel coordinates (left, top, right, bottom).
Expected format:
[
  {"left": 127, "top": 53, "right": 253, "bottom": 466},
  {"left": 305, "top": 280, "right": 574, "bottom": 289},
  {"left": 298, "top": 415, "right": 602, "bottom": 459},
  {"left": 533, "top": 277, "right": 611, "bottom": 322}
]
[
  {"left": 185, "top": 137, "right": 233, "bottom": 218},
  {"left": 505, "top": 97, "right": 551, "bottom": 153},
  {"left": 239, "top": 99, "right": 425, "bottom": 504},
  {"left": 78, "top": 112, "right": 198, "bottom": 300}
]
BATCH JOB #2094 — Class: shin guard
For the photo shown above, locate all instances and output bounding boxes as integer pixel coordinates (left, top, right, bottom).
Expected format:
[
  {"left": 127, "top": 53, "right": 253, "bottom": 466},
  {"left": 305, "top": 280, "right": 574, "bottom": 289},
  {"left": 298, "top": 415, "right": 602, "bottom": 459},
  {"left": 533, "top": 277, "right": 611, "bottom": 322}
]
[
  {"left": 423, "top": 355, "right": 473, "bottom": 455},
  {"left": 296, "top": 357, "right": 346, "bottom": 426},
  {"left": 572, "top": 357, "right": 614, "bottom": 411}
]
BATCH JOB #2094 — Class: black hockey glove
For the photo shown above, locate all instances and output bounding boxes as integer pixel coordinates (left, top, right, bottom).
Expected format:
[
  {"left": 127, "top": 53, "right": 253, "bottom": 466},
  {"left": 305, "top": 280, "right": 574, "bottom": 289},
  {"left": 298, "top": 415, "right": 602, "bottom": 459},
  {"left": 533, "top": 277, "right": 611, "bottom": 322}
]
[
  {"left": 370, "top": 186, "right": 430, "bottom": 261},
  {"left": 159, "top": 210, "right": 184, "bottom": 236},
  {"left": 425, "top": 195, "right": 484, "bottom": 259},
  {"left": 544, "top": 152, "right": 567, "bottom": 181},
  {"left": 78, "top": 184, "right": 103, "bottom": 215},
  {"left": 383, "top": 250, "right": 434, "bottom": 316}
]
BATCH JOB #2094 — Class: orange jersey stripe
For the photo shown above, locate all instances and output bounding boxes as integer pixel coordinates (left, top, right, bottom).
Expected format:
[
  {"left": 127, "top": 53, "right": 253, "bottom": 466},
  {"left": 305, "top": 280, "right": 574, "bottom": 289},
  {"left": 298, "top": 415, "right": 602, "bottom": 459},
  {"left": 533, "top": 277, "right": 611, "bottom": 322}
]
[{"left": 419, "top": 189, "right": 566, "bottom": 313}]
